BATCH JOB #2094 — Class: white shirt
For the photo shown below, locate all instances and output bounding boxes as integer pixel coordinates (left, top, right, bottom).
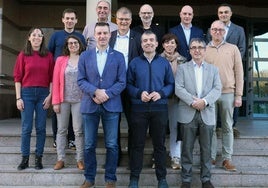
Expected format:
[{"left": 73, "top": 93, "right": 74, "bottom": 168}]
[
  {"left": 181, "top": 23, "right": 192, "bottom": 46},
  {"left": 114, "top": 30, "right": 130, "bottom": 69},
  {"left": 96, "top": 47, "right": 108, "bottom": 76},
  {"left": 193, "top": 61, "right": 204, "bottom": 98}
]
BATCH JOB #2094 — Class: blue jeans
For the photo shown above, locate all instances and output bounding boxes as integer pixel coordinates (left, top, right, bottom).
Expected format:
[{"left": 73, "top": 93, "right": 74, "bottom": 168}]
[
  {"left": 83, "top": 105, "right": 119, "bottom": 183},
  {"left": 20, "top": 87, "right": 49, "bottom": 157}
]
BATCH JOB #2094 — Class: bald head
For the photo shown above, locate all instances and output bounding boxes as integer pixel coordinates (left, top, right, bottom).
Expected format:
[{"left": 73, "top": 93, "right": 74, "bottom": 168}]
[
  {"left": 139, "top": 4, "right": 154, "bottom": 27},
  {"left": 180, "top": 5, "right": 194, "bottom": 27}
]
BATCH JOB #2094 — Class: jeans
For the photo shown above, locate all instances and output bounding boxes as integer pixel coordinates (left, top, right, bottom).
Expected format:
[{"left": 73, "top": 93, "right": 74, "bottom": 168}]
[
  {"left": 129, "top": 110, "right": 168, "bottom": 181},
  {"left": 56, "top": 102, "right": 83, "bottom": 162},
  {"left": 83, "top": 105, "right": 119, "bottom": 183},
  {"left": 20, "top": 87, "right": 49, "bottom": 157}
]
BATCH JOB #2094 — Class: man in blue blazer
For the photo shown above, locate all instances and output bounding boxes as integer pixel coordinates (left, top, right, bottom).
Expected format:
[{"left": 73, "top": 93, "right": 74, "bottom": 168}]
[
  {"left": 175, "top": 38, "right": 221, "bottom": 188},
  {"left": 109, "top": 7, "right": 142, "bottom": 166},
  {"left": 169, "top": 5, "right": 204, "bottom": 61},
  {"left": 78, "top": 22, "right": 126, "bottom": 188}
]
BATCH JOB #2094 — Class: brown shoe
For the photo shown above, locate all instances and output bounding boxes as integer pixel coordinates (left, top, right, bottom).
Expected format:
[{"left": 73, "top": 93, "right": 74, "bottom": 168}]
[
  {"left": 105, "top": 182, "right": 116, "bottom": 188},
  {"left": 80, "top": 180, "right": 95, "bottom": 188},
  {"left": 233, "top": 127, "right": 240, "bottom": 138},
  {"left": 54, "top": 160, "right": 64, "bottom": 170},
  {"left": 211, "top": 159, "right": 216, "bottom": 167},
  {"left": 222, "top": 160, "right": 237, "bottom": 171},
  {"left": 77, "top": 161, "right": 85, "bottom": 170}
]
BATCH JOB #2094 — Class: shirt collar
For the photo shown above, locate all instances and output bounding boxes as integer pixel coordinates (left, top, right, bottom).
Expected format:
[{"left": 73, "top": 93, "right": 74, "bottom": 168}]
[
  {"left": 209, "top": 40, "right": 226, "bottom": 48},
  {"left": 96, "top": 46, "right": 109, "bottom": 54},
  {"left": 180, "top": 23, "right": 192, "bottom": 30},
  {"left": 117, "top": 30, "right": 130, "bottom": 38}
]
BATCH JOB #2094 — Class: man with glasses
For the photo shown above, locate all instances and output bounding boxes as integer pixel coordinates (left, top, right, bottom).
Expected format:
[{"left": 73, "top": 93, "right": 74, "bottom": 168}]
[
  {"left": 109, "top": 7, "right": 142, "bottom": 166},
  {"left": 83, "top": 0, "right": 118, "bottom": 49},
  {"left": 175, "top": 38, "right": 221, "bottom": 188},
  {"left": 132, "top": 4, "right": 164, "bottom": 52},
  {"left": 205, "top": 20, "right": 244, "bottom": 172},
  {"left": 207, "top": 3, "right": 246, "bottom": 139},
  {"left": 169, "top": 5, "right": 204, "bottom": 61}
]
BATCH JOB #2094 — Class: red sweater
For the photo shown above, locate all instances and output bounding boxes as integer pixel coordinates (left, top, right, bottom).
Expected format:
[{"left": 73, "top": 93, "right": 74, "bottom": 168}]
[{"left": 13, "top": 51, "right": 54, "bottom": 87}]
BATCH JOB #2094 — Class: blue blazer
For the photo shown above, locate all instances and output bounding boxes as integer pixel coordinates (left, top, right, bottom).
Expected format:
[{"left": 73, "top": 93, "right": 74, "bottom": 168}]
[
  {"left": 109, "top": 29, "right": 142, "bottom": 64},
  {"left": 169, "top": 24, "right": 204, "bottom": 61},
  {"left": 77, "top": 47, "right": 126, "bottom": 113}
]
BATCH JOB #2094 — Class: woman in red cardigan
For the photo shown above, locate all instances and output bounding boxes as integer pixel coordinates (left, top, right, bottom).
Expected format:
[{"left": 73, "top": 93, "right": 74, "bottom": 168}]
[{"left": 52, "top": 35, "right": 85, "bottom": 170}]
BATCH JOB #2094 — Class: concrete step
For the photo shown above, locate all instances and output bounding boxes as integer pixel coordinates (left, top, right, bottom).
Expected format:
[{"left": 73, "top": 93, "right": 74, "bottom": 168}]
[
  {"left": 1, "top": 165, "right": 268, "bottom": 187},
  {"left": 1, "top": 146, "right": 268, "bottom": 168}
]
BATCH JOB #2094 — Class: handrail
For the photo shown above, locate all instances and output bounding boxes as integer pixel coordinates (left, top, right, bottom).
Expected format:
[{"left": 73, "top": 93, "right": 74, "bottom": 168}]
[{"left": 0, "top": 73, "right": 13, "bottom": 81}]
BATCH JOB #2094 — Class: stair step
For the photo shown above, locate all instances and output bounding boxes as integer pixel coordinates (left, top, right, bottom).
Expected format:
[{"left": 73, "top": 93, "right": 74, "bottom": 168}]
[{"left": 1, "top": 165, "right": 268, "bottom": 187}]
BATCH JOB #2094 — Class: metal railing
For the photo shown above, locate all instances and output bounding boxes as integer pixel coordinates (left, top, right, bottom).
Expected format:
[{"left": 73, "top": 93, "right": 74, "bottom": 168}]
[{"left": 0, "top": 73, "right": 14, "bottom": 90}]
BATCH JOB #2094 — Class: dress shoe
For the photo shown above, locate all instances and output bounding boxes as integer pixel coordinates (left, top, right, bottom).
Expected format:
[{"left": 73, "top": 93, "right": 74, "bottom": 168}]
[
  {"left": 105, "top": 181, "right": 116, "bottom": 188},
  {"left": 35, "top": 155, "right": 43, "bottom": 170},
  {"left": 77, "top": 161, "right": 85, "bottom": 170},
  {"left": 17, "top": 156, "right": 29, "bottom": 170},
  {"left": 80, "top": 180, "right": 95, "bottom": 188},
  {"left": 54, "top": 160, "right": 64, "bottom": 170},
  {"left": 222, "top": 159, "right": 236, "bottom": 171},
  {"left": 202, "top": 180, "right": 214, "bottom": 188},
  {"left": 181, "top": 182, "right": 191, "bottom": 188}
]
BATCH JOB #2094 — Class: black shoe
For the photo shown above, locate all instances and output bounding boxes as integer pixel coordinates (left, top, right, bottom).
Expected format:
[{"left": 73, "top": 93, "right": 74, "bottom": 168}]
[
  {"left": 68, "top": 140, "right": 76, "bottom": 150},
  {"left": 181, "top": 182, "right": 191, "bottom": 188},
  {"left": 17, "top": 156, "right": 29, "bottom": 170},
  {"left": 53, "top": 140, "right": 57, "bottom": 148},
  {"left": 35, "top": 155, "right": 43, "bottom": 170},
  {"left": 202, "top": 181, "right": 214, "bottom": 188}
]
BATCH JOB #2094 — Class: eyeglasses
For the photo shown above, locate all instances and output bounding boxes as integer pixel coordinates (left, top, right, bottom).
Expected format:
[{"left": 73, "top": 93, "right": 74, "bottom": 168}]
[
  {"left": 68, "top": 41, "right": 79, "bottom": 46},
  {"left": 190, "top": 46, "right": 205, "bottom": 50},
  {"left": 117, "top": 18, "right": 131, "bottom": 21},
  {"left": 140, "top": 12, "right": 153, "bottom": 15},
  {"left": 211, "top": 28, "right": 225, "bottom": 33},
  {"left": 31, "top": 34, "right": 43, "bottom": 38}
]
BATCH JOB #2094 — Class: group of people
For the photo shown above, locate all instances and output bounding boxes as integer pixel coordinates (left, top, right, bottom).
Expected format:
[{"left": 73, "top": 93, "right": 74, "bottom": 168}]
[{"left": 13, "top": 1, "right": 245, "bottom": 188}]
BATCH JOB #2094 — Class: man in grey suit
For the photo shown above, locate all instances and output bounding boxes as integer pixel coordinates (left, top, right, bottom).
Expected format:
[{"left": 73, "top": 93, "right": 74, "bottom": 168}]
[
  {"left": 175, "top": 38, "right": 221, "bottom": 188},
  {"left": 206, "top": 3, "right": 246, "bottom": 138}
]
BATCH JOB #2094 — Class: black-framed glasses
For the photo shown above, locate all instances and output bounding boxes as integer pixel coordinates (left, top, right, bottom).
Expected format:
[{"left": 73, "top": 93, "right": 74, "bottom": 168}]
[
  {"left": 190, "top": 46, "right": 205, "bottom": 50},
  {"left": 68, "top": 41, "right": 79, "bottom": 46},
  {"left": 211, "top": 28, "right": 225, "bottom": 33}
]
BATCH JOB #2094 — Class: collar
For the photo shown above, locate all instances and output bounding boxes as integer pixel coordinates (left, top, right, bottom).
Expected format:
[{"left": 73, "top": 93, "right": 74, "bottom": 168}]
[
  {"left": 96, "top": 46, "right": 109, "bottom": 54},
  {"left": 208, "top": 40, "right": 226, "bottom": 48},
  {"left": 117, "top": 30, "right": 130, "bottom": 38},
  {"left": 192, "top": 60, "right": 204, "bottom": 67},
  {"left": 180, "top": 23, "right": 192, "bottom": 30}
]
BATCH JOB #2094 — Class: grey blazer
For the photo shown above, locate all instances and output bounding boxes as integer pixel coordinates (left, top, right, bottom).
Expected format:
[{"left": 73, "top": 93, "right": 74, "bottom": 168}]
[{"left": 175, "top": 61, "right": 222, "bottom": 125}]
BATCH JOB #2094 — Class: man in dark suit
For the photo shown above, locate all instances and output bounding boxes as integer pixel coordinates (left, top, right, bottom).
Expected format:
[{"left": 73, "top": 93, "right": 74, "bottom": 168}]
[
  {"left": 109, "top": 6, "right": 142, "bottom": 165},
  {"left": 169, "top": 5, "right": 204, "bottom": 61},
  {"left": 78, "top": 22, "right": 126, "bottom": 188},
  {"left": 175, "top": 38, "right": 221, "bottom": 188},
  {"left": 207, "top": 3, "right": 246, "bottom": 138}
]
